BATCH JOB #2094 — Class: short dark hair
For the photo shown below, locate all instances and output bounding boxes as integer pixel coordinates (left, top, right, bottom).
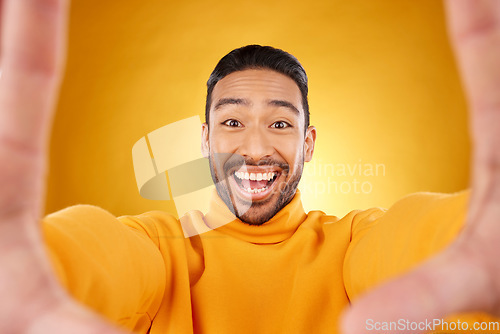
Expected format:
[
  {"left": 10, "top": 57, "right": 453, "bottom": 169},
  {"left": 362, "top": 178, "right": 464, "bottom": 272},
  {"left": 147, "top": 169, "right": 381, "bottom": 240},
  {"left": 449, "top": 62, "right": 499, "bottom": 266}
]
[{"left": 205, "top": 45, "right": 309, "bottom": 129}]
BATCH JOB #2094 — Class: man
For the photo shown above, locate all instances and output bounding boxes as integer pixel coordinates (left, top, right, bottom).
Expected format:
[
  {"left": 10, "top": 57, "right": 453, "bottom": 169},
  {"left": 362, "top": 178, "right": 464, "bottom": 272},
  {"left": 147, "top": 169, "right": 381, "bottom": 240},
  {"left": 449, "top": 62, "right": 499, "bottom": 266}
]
[
  {"left": 0, "top": 1, "right": 499, "bottom": 334},
  {"left": 201, "top": 45, "right": 314, "bottom": 227}
]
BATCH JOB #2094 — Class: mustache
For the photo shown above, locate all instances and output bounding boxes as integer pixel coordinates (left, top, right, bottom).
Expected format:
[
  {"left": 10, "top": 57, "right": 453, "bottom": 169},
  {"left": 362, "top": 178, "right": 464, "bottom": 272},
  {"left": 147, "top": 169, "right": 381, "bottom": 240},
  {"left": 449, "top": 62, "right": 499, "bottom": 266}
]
[{"left": 223, "top": 155, "right": 290, "bottom": 176}]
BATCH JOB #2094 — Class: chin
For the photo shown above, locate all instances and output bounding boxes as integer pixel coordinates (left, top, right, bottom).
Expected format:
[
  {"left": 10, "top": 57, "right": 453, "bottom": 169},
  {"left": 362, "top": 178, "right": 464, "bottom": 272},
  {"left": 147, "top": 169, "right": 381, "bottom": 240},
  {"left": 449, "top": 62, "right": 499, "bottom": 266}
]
[
  {"left": 237, "top": 206, "right": 279, "bottom": 226},
  {"left": 235, "top": 189, "right": 296, "bottom": 226},
  {"left": 224, "top": 191, "right": 273, "bottom": 225}
]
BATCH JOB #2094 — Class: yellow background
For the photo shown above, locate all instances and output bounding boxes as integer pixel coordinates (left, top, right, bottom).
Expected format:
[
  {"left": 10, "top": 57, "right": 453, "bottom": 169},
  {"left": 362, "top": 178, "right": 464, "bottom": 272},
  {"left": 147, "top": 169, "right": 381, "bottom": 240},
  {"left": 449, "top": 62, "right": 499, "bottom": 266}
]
[{"left": 45, "top": 0, "right": 470, "bottom": 218}]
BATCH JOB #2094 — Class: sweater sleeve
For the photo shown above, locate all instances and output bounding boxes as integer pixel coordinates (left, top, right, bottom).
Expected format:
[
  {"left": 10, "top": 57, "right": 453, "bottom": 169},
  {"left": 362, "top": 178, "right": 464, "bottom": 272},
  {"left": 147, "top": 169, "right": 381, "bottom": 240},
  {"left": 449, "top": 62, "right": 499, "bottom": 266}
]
[
  {"left": 42, "top": 205, "right": 166, "bottom": 333},
  {"left": 342, "top": 190, "right": 500, "bottom": 332},
  {"left": 343, "top": 190, "right": 469, "bottom": 300}
]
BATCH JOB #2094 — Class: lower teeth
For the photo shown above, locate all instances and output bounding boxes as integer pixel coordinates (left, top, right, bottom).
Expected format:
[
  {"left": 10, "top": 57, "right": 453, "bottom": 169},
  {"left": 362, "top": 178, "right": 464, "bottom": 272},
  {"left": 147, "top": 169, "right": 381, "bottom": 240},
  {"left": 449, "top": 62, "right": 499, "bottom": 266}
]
[{"left": 244, "top": 186, "right": 268, "bottom": 194}]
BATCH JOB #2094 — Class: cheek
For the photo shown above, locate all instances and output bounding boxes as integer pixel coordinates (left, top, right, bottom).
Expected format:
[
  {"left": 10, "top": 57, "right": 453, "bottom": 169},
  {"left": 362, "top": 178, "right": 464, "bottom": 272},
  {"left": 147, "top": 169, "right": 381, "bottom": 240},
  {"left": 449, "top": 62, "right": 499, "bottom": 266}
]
[
  {"left": 209, "top": 130, "right": 237, "bottom": 153},
  {"left": 274, "top": 136, "right": 304, "bottom": 168}
]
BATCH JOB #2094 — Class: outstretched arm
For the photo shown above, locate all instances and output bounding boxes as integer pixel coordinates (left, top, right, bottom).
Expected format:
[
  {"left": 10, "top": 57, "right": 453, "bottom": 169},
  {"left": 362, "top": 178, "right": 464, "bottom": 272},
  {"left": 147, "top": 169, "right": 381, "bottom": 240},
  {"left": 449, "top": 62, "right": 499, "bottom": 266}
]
[
  {"left": 0, "top": 0, "right": 122, "bottom": 332},
  {"left": 342, "top": 0, "right": 500, "bottom": 333}
]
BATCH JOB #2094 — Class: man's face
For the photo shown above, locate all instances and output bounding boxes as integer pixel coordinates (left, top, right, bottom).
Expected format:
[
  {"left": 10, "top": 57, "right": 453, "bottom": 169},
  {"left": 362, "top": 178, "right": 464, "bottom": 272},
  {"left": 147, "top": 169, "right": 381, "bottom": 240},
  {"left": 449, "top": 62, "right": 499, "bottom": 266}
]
[{"left": 202, "top": 69, "right": 316, "bottom": 225}]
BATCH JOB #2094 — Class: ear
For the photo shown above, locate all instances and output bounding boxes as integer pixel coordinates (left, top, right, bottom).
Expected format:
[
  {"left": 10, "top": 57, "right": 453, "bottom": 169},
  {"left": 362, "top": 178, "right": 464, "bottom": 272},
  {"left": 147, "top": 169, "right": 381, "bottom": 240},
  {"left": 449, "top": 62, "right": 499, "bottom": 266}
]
[
  {"left": 304, "top": 126, "right": 316, "bottom": 162},
  {"left": 201, "top": 122, "right": 209, "bottom": 158}
]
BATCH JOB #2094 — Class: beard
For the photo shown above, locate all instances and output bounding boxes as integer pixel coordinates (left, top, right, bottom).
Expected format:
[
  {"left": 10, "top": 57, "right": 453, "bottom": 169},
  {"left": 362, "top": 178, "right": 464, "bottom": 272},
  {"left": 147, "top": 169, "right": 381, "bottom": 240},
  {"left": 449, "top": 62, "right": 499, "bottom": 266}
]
[{"left": 208, "top": 152, "right": 304, "bottom": 225}]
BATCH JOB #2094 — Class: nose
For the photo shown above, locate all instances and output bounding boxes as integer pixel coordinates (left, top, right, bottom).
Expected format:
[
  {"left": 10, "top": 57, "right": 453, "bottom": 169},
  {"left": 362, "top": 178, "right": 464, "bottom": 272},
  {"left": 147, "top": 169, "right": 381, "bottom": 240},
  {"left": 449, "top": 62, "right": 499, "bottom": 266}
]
[{"left": 237, "top": 125, "right": 274, "bottom": 162}]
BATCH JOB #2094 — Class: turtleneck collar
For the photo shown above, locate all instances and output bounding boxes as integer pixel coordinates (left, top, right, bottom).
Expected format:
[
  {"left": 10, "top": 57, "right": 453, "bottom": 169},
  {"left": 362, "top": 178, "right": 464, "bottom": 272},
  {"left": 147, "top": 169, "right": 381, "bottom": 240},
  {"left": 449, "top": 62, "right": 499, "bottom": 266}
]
[{"left": 203, "top": 189, "right": 307, "bottom": 244}]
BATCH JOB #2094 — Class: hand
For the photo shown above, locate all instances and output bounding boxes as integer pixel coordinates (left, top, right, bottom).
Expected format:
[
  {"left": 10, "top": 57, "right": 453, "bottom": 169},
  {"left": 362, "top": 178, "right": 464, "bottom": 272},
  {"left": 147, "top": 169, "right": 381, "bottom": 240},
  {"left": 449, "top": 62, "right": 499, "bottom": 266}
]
[
  {"left": 0, "top": 0, "right": 122, "bottom": 332},
  {"left": 342, "top": 0, "right": 500, "bottom": 333}
]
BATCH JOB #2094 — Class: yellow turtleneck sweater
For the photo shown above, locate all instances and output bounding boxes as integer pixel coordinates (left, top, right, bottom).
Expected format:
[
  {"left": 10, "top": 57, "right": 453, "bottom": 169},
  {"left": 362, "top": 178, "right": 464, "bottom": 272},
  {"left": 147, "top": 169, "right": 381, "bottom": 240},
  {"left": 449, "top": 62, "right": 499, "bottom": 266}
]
[{"left": 42, "top": 189, "right": 495, "bottom": 333}]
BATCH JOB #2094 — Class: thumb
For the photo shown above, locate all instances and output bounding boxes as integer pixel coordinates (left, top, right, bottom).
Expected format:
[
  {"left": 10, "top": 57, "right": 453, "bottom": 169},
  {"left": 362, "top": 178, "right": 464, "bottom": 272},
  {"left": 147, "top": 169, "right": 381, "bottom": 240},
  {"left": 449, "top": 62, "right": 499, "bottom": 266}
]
[
  {"left": 341, "top": 244, "right": 493, "bottom": 334},
  {"left": 26, "top": 298, "right": 126, "bottom": 334}
]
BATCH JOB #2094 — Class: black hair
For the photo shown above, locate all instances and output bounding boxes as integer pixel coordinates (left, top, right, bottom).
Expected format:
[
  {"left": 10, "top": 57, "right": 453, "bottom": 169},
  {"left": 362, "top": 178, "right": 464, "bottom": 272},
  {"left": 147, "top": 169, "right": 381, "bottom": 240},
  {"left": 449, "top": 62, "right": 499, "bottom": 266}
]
[{"left": 205, "top": 45, "right": 309, "bottom": 129}]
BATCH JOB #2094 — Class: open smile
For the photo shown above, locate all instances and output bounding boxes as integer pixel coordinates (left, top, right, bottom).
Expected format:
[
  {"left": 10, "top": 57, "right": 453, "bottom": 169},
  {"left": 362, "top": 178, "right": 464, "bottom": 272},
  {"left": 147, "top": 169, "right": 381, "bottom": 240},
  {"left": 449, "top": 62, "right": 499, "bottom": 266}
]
[{"left": 228, "top": 167, "right": 282, "bottom": 201}]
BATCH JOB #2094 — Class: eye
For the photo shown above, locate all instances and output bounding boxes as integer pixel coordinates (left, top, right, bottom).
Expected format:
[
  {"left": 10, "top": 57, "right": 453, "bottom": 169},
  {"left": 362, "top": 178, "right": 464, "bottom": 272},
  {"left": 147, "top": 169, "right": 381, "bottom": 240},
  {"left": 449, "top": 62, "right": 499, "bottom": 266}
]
[
  {"left": 222, "top": 119, "right": 242, "bottom": 127},
  {"left": 270, "top": 121, "right": 291, "bottom": 129}
]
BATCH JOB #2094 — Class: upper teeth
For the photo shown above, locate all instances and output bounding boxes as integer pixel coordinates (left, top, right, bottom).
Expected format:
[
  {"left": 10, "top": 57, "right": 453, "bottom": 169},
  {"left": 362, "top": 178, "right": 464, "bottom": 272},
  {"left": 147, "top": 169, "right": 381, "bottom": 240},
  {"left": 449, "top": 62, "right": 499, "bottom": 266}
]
[{"left": 234, "top": 171, "right": 276, "bottom": 181}]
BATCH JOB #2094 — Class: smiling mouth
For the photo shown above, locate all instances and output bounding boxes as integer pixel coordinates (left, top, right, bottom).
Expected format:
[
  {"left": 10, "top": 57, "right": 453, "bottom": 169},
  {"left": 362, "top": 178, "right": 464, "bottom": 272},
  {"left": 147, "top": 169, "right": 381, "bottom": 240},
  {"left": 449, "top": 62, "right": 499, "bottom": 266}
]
[{"left": 232, "top": 170, "right": 279, "bottom": 194}]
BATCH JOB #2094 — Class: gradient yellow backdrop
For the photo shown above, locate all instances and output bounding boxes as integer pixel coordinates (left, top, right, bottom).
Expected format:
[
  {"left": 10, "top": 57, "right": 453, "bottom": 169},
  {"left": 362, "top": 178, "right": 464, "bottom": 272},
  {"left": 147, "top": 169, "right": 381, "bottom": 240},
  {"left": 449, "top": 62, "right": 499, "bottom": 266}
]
[{"left": 45, "top": 0, "right": 470, "bottom": 218}]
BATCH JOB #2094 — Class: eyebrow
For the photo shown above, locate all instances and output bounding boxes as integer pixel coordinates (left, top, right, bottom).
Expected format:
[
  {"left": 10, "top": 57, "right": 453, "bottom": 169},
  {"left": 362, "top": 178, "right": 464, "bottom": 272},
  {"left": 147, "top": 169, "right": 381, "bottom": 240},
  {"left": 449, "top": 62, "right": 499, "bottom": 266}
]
[
  {"left": 213, "top": 98, "right": 250, "bottom": 111},
  {"left": 267, "top": 99, "right": 300, "bottom": 115},
  {"left": 213, "top": 98, "right": 300, "bottom": 115}
]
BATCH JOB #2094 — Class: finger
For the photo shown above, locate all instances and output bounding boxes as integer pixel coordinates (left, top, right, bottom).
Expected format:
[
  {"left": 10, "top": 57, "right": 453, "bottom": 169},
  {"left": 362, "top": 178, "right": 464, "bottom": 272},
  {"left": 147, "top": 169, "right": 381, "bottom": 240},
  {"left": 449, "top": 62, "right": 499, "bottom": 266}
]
[
  {"left": 0, "top": 0, "right": 69, "bottom": 217},
  {"left": 28, "top": 298, "right": 126, "bottom": 334},
  {"left": 341, "top": 245, "right": 494, "bottom": 334},
  {"left": 0, "top": 0, "right": 3, "bottom": 61},
  {"left": 0, "top": 241, "right": 124, "bottom": 333},
  {"left": 445, "top": 0, "right": 500, "bottom": 41},
  {"left": 445, "top": 0, "right": 500, "bottom": 114},
  {"left": 0, "top": 0, "right": 69, "bottom": 152},
  {"left": 444, "top": 0, "right": 500, "bottom": 221},
  {"left": 5, "top": 293, "right": 125, "bottom": 333}
]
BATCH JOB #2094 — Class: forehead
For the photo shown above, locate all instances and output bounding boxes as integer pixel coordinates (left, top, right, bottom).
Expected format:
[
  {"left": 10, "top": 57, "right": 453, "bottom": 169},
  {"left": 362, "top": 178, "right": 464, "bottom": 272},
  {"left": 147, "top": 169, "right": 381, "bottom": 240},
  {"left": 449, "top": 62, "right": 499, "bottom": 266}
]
[{"left": 210, "top": 69, "right": 303, "bottom": 113}]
